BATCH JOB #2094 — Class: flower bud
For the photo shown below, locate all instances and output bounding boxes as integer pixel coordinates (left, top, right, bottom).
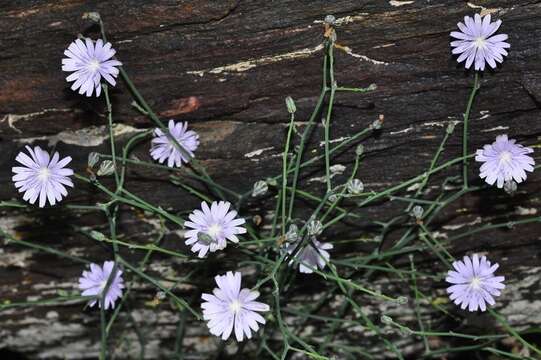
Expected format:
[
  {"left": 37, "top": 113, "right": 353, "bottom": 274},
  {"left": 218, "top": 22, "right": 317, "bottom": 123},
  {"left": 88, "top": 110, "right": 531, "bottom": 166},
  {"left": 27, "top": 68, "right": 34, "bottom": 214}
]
[
  {"left": 197, "top": 232, "right": 214, "bottom": 245},
  {"left": 82, "top": 12, "right": 101, "bottom": 22},
  {"left": 347, "top": 179, "right": 364, "bottom": 195},
  {"left": 87, "top": 152, "right": 100, "bottom": 168},
  {"left": 411, "top": 205, "right": 424, "bottom": 220},
  {"left": 251, "top": 180, "right": 268, "bottom": 197},
  {"left": 380, "top": 315, "right": 393, "bottom": 325},
  {"left": 324, "top": 15, "right": 336, "bottom": 25},
  {"left": 367, "top": 83, "right": 378, "bottom": 91},
  {"left": 285, "top": 96, "right": 296, "bottom": 114},
  {"left": 355, "top": 144, "right": 364, "bottom": 156},
  {"left": 265, "top": 177, "right": 278, "bottom": 187},
  {"left": 285, "top": 224, "right": 299, "bottom": 243},
  {"left": 446, "top": 122, "right": 456, "bottom": 134},
  {"left": 396, "top": 296, "right": 408, "bottom": 305},
  {"left": 307, "top": 219, "right": 323, "bottom": 236},
  {"left": 97, "top": 160, "right": 115, "bottom": 176},
  {"left": 503, "top": 180, "right": 517, "bottom": 195},
  {"left": 90, "top": 230, "right": 106, "bottom": 241},
  {"left": 371, "top": 114, "right": 384, "bottom": 130}
]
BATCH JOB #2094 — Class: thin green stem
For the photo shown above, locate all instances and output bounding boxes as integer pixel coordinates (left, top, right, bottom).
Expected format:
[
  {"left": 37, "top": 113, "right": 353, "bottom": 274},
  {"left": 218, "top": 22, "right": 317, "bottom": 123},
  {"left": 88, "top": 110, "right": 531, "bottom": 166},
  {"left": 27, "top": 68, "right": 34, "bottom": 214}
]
[{"left": 462, "top": 72, "right": 480, "bottom": 189}]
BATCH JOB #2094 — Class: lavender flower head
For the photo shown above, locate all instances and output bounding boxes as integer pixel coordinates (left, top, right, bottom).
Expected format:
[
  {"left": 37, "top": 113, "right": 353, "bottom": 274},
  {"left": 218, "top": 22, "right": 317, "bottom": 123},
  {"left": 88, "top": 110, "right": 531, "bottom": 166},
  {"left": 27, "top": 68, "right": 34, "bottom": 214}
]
[
  {"left": 62, "top": 38, "right": 122, "bottom": 97},
  {"left": 475, "top": 134, "right": 535, "bottom": 188},
  {"left": 185, "top": 201, "right": 246, "bottom": 257},
  {"left": 78, "top": 261, "right": 124, "bottom": 310},
  {"left": 150, "top": 120, "right": 199, "bottom": 168},
  {"left": 284, "top": 235, "right": 333, "bottom": 274},
  {"left": 446, "top": 254, "right": 505, "bottom": 312},
  {"left": 450, "top": 14, "right": 510, "bottom": 71},
  {"left": 201, "top": 271, "right": 269, "bottom": 341},
  {"left": 12, "top": 146, "right": 74, "bottom": 207}
]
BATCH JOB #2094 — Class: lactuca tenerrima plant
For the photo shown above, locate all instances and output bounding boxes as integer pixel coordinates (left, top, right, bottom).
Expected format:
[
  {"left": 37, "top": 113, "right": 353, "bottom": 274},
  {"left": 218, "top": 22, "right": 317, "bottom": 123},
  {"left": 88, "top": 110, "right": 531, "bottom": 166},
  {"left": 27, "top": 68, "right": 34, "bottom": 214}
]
[{"left": 1, "top": 10, "right": 540, "bottom": 360}]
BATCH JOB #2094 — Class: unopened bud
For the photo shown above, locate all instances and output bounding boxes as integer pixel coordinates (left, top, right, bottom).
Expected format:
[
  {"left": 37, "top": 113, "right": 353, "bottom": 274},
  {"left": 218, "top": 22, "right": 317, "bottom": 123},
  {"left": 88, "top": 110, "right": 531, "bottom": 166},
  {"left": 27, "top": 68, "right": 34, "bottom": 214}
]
[
  {"left": 503, "top": 180, "right": 517, "bottom": 195},
  {"left": 324, "top": 15, "right": 336, "bottom": 25},
  {"left": 367, "top": 83, "right": 378, "bottom": 91},
  {"left": 82, "top": 12, "right": 101, "bottom": 23},
  {"left": 411, "top": 205, "right": 424, "bottom": 220},
  {"left": 355, "top": 144, "right": 364, "bottom": 156},
  {"left": 88, "top": 152, "right": 100, "bottom": 168},
  {"left": 371, "top": 115, "right": 384, "bottom": 130},
  {"left": 251, "top": 180, "right": 268, "bottom": 197},
  {"left": 306, "top": 219, "right": 323, "bottom": 236},
  {"left": 90, "top": 230, "right": 106, "bottom": 241},
  {"left": 285, "top": 96, "right": 296, "bottom": 114},
  {"left": 347, "top": 179, "right": 364, "bottom": 195},
  {"left": 285, "top": 224, "right": 299, "bottom": 243},
  {"left": 265, "top": 177, "right": 278, "bottom": 187},
  {"left": 446, "top": 122, "right": 456, "bottom": 134},
  {"left": 381, "top": 315, "right": 393, "bottom": 325},
  {"left": 197, "top": 232, "right": 214, "bottom": 245},
  {"left": 97, "top": 160, "right": 115, "bottom": 176},
  {"left": 396, "top": 296, "right": 408, "bottom": 305}
]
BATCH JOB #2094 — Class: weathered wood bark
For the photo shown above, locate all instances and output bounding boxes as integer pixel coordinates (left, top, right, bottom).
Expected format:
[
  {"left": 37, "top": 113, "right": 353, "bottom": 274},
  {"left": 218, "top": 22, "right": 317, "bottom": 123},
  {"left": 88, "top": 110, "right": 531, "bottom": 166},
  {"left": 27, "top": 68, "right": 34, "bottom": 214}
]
[{"left": 1, "top": 1, "right": 541, "bottom": 359}]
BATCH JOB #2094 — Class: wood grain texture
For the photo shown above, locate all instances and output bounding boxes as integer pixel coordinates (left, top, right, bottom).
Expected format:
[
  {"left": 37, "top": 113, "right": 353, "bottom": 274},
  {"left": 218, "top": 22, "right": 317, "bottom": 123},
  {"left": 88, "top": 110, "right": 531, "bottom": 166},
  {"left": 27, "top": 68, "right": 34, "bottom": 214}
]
[{"left": 1, "top": 0, "right": 541, "bottom": 358}]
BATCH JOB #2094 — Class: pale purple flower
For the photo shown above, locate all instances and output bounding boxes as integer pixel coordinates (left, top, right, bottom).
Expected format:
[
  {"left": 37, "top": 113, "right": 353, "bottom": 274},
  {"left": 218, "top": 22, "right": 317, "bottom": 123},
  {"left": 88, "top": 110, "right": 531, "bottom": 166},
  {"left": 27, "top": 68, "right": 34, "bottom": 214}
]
[
  {"left": 184, "top": 201, "right": 246, "bottom": 258},
  {"left": 150, "top": 120, "right": 199, "bottom": 168},
  {"left": 475, "top": 134, "right": 535, "bottom": 188},
  {"left": 284, "top": 236, "right": 333, "bottom": 274},
  {"left": 12, "top": 146, "right": 74, "bottom": 208},
  {"left": 62, "top": 38, "right": 122, "bottom": 97},
  {"left": 450, "top": 14, "right": 510, "bottom": 71},
  {"left": 78, "top": 261, "right": 124, "bottom": 310},
  {"left": 446, "top": 254, "right": 505, "bottom": 312},
  {"left": 201, "top": 271, "right": 269, "bottom": 341}
]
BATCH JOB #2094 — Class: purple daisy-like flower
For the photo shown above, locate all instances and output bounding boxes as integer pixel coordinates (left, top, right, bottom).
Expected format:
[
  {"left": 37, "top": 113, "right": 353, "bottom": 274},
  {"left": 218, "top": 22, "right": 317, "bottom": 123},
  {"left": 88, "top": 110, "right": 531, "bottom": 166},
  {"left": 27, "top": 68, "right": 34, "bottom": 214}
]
[
  {"left": 150, "top": 120, "right": 199, "bottom": 168},
  {"left": 12, "top": 146, "right": 74, "bottom": 208},
  {"left": 450, "top": 14, "right": 510, "bottom": 71},
  {"left": 62, "top": 38, "right": 122, "bottom": 97},
  {"left": 184, "top": 201, "right": 246, "bottom": 258},
  {"left": 475, "top": 134, "right": 535, "bottom": 188},
  {"left": 78, "top": 261, "right": 124, "bottom": 310},
  {"left": 284, "top": 236, "right": 333, "bottom": 274},
  {"left": 446, "top": 254, "right": 505, "bottom": 312},
  {"left": 201, "top": 271, "right": 269, "bottom": 341}
]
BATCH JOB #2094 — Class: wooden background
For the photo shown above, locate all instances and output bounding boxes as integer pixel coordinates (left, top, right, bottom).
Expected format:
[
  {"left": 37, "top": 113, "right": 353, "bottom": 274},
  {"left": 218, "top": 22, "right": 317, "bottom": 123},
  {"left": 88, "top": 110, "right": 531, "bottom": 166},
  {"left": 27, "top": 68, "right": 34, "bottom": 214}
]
[{"left": 1, "top": 0, "right": 541, "bottom": 358}]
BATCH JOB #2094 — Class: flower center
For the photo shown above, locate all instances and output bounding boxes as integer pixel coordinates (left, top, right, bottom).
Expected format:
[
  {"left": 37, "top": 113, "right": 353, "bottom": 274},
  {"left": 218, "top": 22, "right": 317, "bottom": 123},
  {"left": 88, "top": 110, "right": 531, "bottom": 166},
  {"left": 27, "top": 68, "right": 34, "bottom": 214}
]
[
  {"left": 88, "top": 59, "right": 101, "bottom": 72},
  {"left": 470, "top": 276, "right": 481, "bottom": 289},
  {"left": 207, "top": 223, "right": 222, "bottom": 238},
  {"left": 474, "top": 36, "right": 486, "bottom": 49},
  {"left": 229, "top": 299, "right": 242, "bottom": 313},
  {"left": 38, "top": 167, "right": 50, "bottom": 181},
  {"left": 499, "top": 151, "right": 512, "bottom": 164}
]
